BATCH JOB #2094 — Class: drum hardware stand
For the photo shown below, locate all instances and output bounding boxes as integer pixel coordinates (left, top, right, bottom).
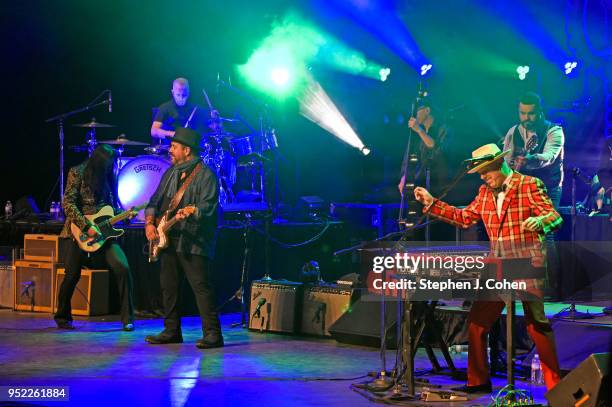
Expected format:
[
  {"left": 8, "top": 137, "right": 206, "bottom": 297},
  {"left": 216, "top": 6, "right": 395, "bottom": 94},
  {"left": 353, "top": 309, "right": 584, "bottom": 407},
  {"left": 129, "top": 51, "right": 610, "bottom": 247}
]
[
  {"left": 217, "top": 78, "right": 280, "bottom": 211},
  {"left": 45, "top": 90, "right": 111, "bottom": 202}
]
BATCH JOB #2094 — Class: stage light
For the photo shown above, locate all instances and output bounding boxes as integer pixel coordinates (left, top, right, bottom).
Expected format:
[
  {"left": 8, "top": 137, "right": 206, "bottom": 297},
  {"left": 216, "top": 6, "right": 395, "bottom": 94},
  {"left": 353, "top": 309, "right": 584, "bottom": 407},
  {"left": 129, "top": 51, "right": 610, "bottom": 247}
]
[
  {"left": 238, "top": 14, "right": 390, "bottom": 98},
  {"left": 299, "top": 77, "right": 366, "bottom": 155},
  {"left": 564, "top": 61, "right": 578, "bottom": 75},
  {"left": 270, "top": 67, "right": 291, "bottom": 86},
  {"left": 379, "top": 68, "right": 391, "bottom": 82},
  {"left": 516, "top": 65, "right": 530, "bottom": 80},
  {"left": 420, "top": 64, "right": 432, "bottom": 76}
]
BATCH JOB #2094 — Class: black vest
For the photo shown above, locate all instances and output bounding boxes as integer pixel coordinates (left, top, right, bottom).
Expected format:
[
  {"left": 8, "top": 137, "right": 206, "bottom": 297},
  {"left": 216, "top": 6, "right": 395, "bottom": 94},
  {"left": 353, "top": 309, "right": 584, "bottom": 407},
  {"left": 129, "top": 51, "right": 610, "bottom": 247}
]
[{"left": 512, "top": 121, "right": 563, "bottom": 189}]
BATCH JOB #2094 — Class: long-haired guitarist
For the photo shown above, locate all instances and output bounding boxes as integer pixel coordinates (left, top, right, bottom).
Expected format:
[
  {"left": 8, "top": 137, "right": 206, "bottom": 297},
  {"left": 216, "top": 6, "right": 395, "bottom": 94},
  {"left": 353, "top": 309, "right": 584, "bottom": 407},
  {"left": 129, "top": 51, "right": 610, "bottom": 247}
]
[
  {"left": 502, "top": 92, "right": 565, "bottom": 208},
  {"left": 55, "top": 144, "right": 135, "bottom": 331},
  {"left": 144, "top": 127, "right": 223, "bottom": 349}
]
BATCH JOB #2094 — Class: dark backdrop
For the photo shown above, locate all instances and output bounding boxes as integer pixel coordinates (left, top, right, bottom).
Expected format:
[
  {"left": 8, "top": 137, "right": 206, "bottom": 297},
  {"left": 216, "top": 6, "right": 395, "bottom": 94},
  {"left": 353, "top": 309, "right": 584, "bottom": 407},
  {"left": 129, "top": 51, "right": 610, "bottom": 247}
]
[{"left": 1, "top": 0, "right": 608, "bottom": 213}]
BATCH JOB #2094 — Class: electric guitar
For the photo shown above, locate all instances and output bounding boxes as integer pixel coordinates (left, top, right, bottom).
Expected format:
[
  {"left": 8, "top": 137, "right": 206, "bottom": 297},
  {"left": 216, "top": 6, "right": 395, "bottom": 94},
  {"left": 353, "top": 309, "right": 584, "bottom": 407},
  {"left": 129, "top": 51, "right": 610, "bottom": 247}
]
[
  {"left": 510, "top": 134, "right": 539, "bottom": 172},
  {"left": 148, "top": 205, "right": 197, "bottom": 262},
  {"left": 71, "top": 203, "right": 147, "bottom": 252}
]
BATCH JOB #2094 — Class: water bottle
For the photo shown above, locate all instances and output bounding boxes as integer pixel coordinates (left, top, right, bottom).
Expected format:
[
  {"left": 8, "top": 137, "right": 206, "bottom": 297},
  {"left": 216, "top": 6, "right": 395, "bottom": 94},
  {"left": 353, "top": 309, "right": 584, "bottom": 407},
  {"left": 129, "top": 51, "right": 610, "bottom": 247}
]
[
  {"left": 530, "top": 353, "right": 543, "bottom": 384},
  {"left": 4, "top": 201, "right": 12, "bottom": 218}
]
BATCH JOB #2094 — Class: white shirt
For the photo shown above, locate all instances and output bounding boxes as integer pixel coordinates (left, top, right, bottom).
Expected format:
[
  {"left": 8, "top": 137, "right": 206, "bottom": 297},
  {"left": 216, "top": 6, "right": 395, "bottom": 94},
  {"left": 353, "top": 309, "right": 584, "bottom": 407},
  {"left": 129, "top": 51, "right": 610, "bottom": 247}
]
[
  {"left": 495, "top": 172, "right": 514, "bottom": 217},
  {"left": 503, "top": 124, "right": 564, "bottom": 170}
]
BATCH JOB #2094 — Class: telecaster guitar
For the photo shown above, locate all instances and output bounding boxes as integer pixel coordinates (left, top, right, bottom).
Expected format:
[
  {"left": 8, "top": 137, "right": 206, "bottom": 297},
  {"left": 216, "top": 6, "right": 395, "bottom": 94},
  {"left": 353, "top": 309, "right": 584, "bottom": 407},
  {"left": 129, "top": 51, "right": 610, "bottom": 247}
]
[
  {"left": 71, "top": 203, "right": 146, "bottom": 252},
  {"left": 148, "top": 205, "right": 197, "bottom": 262}
]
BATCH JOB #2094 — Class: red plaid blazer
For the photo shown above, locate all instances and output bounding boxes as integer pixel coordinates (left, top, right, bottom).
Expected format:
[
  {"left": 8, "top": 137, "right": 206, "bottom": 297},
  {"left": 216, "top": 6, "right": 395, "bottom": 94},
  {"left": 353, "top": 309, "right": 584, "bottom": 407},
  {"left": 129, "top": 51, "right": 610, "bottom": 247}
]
[{"left": 428, "top": 172, "right": 563, "bottom": 267}]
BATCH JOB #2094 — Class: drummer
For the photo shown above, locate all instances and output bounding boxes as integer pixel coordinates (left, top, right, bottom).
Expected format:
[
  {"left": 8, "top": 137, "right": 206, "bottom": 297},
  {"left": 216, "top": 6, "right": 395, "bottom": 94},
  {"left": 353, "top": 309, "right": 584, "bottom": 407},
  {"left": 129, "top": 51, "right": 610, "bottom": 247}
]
[{"left": 151, "top": 77, "right": 211, "bottom": 144}]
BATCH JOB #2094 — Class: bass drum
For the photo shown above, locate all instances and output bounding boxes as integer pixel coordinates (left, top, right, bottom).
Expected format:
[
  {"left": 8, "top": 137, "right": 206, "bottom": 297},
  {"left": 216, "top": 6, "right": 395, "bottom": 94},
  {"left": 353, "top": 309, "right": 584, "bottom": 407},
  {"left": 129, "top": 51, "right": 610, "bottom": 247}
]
[{"left": 117, "top": 155, "right": 171, "bottom": 222}]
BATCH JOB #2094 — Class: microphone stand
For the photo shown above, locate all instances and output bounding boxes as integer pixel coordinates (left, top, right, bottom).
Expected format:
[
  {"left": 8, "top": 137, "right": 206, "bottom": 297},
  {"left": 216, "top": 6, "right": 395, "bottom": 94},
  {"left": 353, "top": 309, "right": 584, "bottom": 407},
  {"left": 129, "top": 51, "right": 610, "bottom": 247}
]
[
  {"left": 45, "top": 91, "right": 111, "bottom": 202},
  {"left": 398, "top": 82, "right": 425, "bottom": 229},
  {"left": 337, "top": 163, "right": 470, "bottom": 399}
]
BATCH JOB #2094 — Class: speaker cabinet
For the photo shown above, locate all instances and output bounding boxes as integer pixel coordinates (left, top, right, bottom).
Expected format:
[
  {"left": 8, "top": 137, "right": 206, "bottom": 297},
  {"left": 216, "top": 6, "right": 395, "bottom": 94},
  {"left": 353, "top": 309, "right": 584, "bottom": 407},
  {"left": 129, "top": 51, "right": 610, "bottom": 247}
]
[
  {"left": 0, "top": 264, "right": 14, "bottom": 308},
  {"left": 545, "top": 353, "right": 610, "bottom": 407},
  {"left": 54, "top": 268, "right": 109, "bottom": 316},
  {"left": 23, "top": 234, "right": 69, "bottom": 263},
  {"left": 249, "top": 280, "right": 302, "bottom": 333},
  {"left": 328, "top": 295, "right": 399, "bottom": 348},
  {"left": 301, "top": 284, "right": 357, "bottom": 337},
  {"left": 14, "top": 260, "right": 57, "bottom": 312}
]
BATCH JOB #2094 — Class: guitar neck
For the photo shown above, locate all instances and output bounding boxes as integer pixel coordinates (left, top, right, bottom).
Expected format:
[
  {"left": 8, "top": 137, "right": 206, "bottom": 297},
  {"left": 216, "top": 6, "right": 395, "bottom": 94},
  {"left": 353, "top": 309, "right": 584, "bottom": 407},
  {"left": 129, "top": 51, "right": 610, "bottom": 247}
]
[{"left": 108, "top": 205, "right": 144, "bottom": 226}]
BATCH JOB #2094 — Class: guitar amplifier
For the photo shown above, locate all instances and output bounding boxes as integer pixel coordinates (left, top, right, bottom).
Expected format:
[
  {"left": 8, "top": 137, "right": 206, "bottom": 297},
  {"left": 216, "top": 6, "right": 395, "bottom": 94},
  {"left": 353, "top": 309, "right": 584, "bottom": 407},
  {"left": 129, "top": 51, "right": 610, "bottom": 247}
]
[
  {"left": 54, "top": 268, "right": 109, "bottom": 316},
  {"left": 14, "top": 260, "right": 57, "bottom": 312},
  {"left": 24, "top": 234, "right": 69, "bottom": 263},
  {"left": 248, "top": 280, "right": 302, "bottom": 333},
  {"left": 301, "top": 284, "right": 358, "bottom": 337}
]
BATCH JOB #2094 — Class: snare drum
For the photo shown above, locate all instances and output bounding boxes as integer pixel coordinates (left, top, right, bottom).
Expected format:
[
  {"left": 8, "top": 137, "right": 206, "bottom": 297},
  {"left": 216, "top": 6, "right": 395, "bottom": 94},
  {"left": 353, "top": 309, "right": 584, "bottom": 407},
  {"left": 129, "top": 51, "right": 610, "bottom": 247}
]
[{"left": 117, "top": 155, "right": 171, "bottom": 221}]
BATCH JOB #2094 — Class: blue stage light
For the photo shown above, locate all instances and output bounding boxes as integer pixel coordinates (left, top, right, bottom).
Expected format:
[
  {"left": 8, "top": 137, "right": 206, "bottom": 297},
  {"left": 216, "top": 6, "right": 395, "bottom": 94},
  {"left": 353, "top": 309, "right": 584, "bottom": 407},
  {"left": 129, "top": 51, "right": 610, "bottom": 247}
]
[
  {"left": 420, "top": 64, "right": 432, "bottom": 76},
  {"left": 564, "top": 61, "right": 578, "bottom": 75},
  {"left": 516, "top": 65, "right": 530, "bottom": 80}
]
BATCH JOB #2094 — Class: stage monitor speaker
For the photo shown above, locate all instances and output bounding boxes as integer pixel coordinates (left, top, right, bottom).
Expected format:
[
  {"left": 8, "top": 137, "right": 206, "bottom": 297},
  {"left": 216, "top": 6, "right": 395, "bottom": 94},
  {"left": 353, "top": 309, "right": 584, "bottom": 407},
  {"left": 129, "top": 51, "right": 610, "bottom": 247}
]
[
  {"left": 328, "top": 295, "right": 399, "bottom": 348},
  {"left": 14, "top": 260, "right": 57, "bottom": 312},
  {"left": 23, "top": 234, "right": 69, "bottom": 263},
  {"left": 248, "top": 280, "right": 302, "bottom": 333},
  {"left": 54, "top": 268, "right": 109, "bottom": 316},
  {"left": 301, "top": 284, "right": 357, "bottom": 337},
  {"left": 545, "top": 353, "right": 610, "bottom": 407}
]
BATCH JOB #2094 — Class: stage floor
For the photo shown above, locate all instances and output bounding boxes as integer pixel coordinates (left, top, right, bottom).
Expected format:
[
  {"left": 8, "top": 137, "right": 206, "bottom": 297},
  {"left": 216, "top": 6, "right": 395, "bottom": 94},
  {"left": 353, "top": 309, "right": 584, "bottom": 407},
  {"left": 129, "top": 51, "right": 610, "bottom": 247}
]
[{"left": 0, "top": 310, "right": 553, "bottom": 407}]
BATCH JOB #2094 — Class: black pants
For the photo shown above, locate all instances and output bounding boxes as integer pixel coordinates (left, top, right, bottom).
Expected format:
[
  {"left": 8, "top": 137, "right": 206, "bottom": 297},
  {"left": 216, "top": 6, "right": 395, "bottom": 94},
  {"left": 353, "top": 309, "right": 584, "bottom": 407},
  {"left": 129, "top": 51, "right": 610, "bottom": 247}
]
[
  {"left": 55, "top": 239, "right": 134, "bottom": 324},
  {"left": 159, "top": 242, "right": 221, "bottom": 337}
]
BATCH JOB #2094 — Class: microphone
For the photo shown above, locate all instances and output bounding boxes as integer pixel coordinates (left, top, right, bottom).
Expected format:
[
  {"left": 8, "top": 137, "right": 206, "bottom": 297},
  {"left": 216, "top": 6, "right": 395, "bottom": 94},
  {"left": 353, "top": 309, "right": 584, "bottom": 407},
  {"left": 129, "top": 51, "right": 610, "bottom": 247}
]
[
  {"left": 463, "top": 154, "right": 496, "bottom": 163},
  {"left": 108, "top": 90, "right": 112, "bottom": 113},
  {"left": 253, "top": 297, "right": 266, "bottom": 318}
]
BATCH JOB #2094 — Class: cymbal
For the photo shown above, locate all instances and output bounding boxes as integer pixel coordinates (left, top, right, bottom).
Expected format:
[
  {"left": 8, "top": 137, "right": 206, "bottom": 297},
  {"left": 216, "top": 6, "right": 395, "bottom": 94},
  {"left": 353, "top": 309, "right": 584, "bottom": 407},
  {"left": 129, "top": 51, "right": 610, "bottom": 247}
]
[
  {"left": 99, "top": 137, "right": 149, "bottom": 146},
  {"left": 73, "top": 119, "right": 115, "bottom": 128}
]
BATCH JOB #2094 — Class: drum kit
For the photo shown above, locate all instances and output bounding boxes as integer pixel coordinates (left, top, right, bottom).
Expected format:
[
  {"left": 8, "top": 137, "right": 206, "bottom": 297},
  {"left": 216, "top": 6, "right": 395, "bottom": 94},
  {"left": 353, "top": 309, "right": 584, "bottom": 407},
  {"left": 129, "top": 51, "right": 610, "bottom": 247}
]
[{"left": 68, "top": 116, "right": 279, "bottom": 221}]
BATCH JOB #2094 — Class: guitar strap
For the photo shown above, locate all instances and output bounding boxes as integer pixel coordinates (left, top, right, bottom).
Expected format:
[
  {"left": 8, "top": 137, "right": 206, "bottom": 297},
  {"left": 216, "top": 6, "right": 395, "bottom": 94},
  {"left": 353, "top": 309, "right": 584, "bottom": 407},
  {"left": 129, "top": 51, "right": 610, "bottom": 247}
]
[{"left": 166, "top": 162, "right": 202, "bottom": 215}]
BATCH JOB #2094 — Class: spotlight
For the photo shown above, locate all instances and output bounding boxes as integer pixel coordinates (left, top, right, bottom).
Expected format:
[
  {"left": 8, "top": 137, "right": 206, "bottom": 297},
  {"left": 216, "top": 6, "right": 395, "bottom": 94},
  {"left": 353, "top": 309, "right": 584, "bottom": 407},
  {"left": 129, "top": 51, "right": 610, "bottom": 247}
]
[
  {"left": 299, "top": 77, "right": 367, "bottom": 155},
  {"left": 270, "top": 67, "right": 291, "bottom": 86},
  {"left": 379, "top": 68, "right": 391, "bottom": 82},
  {"left": 564, "top": 61, "right": 578, "bottom": 75},
  {"left": 420, "top": 64, "right": 432, "bottom": 76},
  {"left": 516, "top": 65, "right": 530, "bottom": 80}
]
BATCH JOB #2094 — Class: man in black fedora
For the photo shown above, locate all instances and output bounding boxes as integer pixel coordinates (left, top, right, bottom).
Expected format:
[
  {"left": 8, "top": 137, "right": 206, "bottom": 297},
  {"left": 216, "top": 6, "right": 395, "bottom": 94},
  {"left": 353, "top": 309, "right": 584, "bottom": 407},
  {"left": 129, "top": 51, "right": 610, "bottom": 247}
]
[{"left": 144, "top": 127, "right": 223, "bottom": 349}]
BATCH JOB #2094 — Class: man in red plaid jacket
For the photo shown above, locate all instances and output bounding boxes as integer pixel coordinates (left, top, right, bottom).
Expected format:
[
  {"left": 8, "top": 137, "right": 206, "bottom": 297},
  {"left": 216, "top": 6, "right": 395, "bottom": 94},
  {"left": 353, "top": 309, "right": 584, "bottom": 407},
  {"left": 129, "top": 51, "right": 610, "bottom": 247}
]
[{"left": 414, "top": 143, "right": 563, "bottom": 393}]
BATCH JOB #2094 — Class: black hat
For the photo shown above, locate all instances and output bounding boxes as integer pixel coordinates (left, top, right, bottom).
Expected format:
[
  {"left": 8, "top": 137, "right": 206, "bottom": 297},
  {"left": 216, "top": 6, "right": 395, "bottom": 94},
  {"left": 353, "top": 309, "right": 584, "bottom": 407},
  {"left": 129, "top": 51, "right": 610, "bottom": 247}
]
[{"left": 173, "top": 127, "right": 201, "bottom": 150}]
